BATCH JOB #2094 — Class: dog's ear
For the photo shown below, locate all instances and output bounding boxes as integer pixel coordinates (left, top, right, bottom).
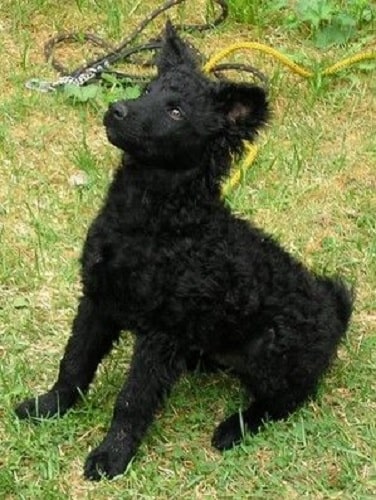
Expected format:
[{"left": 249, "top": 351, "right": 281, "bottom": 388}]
[
  {"left": 204, "top": 83, "right": 268, "bottom": 194},
  {"left": 215, "top": 82, "right": 269, "bottom": 140},
  {"left": 156, "top": 20, "right": 197, "bottom": 73}
]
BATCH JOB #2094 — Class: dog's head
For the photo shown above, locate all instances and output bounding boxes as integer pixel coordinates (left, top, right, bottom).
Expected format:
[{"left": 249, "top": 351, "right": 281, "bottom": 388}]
[{"left": 104, "top": 21, "right": 268, "bottom": 182}]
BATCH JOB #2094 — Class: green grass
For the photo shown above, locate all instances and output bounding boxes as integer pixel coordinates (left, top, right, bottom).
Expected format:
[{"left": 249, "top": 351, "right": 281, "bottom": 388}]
[{"left": 0, "top": 0, "right": 375, "bottom": 497}]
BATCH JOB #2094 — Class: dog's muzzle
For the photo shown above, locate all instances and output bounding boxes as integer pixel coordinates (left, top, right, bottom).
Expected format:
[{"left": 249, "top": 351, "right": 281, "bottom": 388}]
[{"left": 103, "top": 101, "right": 138, "bottom": 151}]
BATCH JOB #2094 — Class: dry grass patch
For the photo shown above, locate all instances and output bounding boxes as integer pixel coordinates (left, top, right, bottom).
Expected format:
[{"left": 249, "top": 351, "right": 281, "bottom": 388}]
[{"left": 0, "top": 0, "right": 375, "bottom": 498}]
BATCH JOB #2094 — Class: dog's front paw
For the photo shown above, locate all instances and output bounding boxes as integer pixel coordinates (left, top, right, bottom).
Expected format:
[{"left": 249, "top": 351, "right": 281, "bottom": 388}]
[
  {"left": 84, "top": 441, "right": 134, "bottom": 481},
  {"left": 211, "top": 413, "right": 244, "bottom": 451},
  {"left": 15, "top": 390, "right": 73, "bottom": 420}
]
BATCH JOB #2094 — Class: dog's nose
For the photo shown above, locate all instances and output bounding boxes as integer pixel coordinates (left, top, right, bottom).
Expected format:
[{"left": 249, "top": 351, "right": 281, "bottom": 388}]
[{"left": 111, "top": 102, "right": 128, "bottom": 120}]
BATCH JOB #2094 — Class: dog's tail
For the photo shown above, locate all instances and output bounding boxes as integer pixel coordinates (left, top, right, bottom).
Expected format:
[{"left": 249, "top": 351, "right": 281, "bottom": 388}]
[{"left": 318, "top": 276, "right": 354, "bottom": 336}]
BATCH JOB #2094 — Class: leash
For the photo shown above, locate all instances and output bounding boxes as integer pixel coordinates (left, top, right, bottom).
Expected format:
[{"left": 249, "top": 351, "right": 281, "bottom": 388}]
[
  {"left": 27, "top": 0, "right": 244, "bottom": 92},
  {"left": 26, "top": 0, "right": 268, "bottom": 92}
]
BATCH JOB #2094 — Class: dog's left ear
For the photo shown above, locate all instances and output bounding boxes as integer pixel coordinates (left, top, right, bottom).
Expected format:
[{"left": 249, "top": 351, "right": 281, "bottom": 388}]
[
  {"left": 215, "top": 82, "right": 269, "bottom": 140},
  {"left": 156, "top": 20, "right": 197, "bottom": 74}
]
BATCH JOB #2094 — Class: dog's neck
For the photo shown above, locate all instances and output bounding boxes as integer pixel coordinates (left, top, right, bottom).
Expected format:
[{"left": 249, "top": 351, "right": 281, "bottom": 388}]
[
  {"left": 126, "top": 161, "right": 200, "bottom": 193},
  {"left": 116, "top": 154, "right": 222, "bottom": 200},
  {"left": 102, "top": 160, "right": 222, "bottom": 232}
]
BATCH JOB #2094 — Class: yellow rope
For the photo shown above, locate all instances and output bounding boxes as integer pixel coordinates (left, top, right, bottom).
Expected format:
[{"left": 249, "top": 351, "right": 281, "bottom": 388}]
[
  {"left": 322, "top": 51, "right": 376, "bottom": 76},
  {"left": 221, "top": 143, "right": 259, "bottom": 198},
  {"left": 203, "top": 42, "right": 376, "bottom": 195},
  {"left": 204, "top": 42, "right": 313, "bottom": 77}
]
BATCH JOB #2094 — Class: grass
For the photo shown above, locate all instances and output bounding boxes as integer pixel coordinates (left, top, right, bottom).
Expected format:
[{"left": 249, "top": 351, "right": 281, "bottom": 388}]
[{"left": 0, "top": 0, "right": 375, "bottom": 497}]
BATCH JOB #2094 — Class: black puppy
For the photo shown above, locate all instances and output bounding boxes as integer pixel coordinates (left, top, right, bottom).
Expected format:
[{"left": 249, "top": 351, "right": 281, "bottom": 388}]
[{"left": 16, "top": 22, "right": 353, "bottom": 480}]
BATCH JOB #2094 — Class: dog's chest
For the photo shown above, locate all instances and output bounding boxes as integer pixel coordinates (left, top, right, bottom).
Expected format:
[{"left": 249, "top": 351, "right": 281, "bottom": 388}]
[
  {"left": 82, "top": 208, "right": 197, "bottom": 315},
  {"left": 80, "top": 180, "right": 227, "bottom": 331}
]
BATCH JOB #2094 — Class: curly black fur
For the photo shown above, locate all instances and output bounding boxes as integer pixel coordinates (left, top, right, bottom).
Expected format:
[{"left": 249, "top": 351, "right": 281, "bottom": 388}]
[{"left": 16, "top": 22, "right": 353, "bottom": 480}]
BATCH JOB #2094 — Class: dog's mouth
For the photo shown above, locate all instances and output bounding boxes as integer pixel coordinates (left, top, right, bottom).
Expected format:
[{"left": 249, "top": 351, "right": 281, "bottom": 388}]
[
  {"left": 104, "top": 125, "right": 121, "bottom": 147},
  {"left": 103, "top": 109, "right": 141, "bottom": 151}
]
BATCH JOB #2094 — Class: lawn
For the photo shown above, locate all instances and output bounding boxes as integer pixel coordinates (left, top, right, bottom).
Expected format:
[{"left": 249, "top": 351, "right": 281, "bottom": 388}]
[{"left": 0, "top": 0, "right": 375, "bottom": 498}]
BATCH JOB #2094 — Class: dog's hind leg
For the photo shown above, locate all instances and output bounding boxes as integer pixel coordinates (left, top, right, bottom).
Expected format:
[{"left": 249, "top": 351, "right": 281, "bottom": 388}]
[
  {"left": 15, "top": 296, "right": 121, "bottom": 420},
  {"left": 84, "top": 333, "right": 184, "bottom": 480},
  {"left": 212, "top": 390, "right": 311, "bottom": 451},
  {"left": 211, "top": 401, "right": 267, "bottom": 451}
]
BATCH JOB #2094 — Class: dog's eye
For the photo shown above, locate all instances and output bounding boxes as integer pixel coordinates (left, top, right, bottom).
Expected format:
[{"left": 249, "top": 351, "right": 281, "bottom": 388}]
[{"left": 168, "top": 108, "right": 184, "bottom": 121}]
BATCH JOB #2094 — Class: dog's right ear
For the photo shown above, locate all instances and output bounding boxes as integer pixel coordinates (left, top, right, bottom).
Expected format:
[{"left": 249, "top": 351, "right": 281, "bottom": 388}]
[{"left": 156, "top": 20, "right": 197, "bottom": 74}]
